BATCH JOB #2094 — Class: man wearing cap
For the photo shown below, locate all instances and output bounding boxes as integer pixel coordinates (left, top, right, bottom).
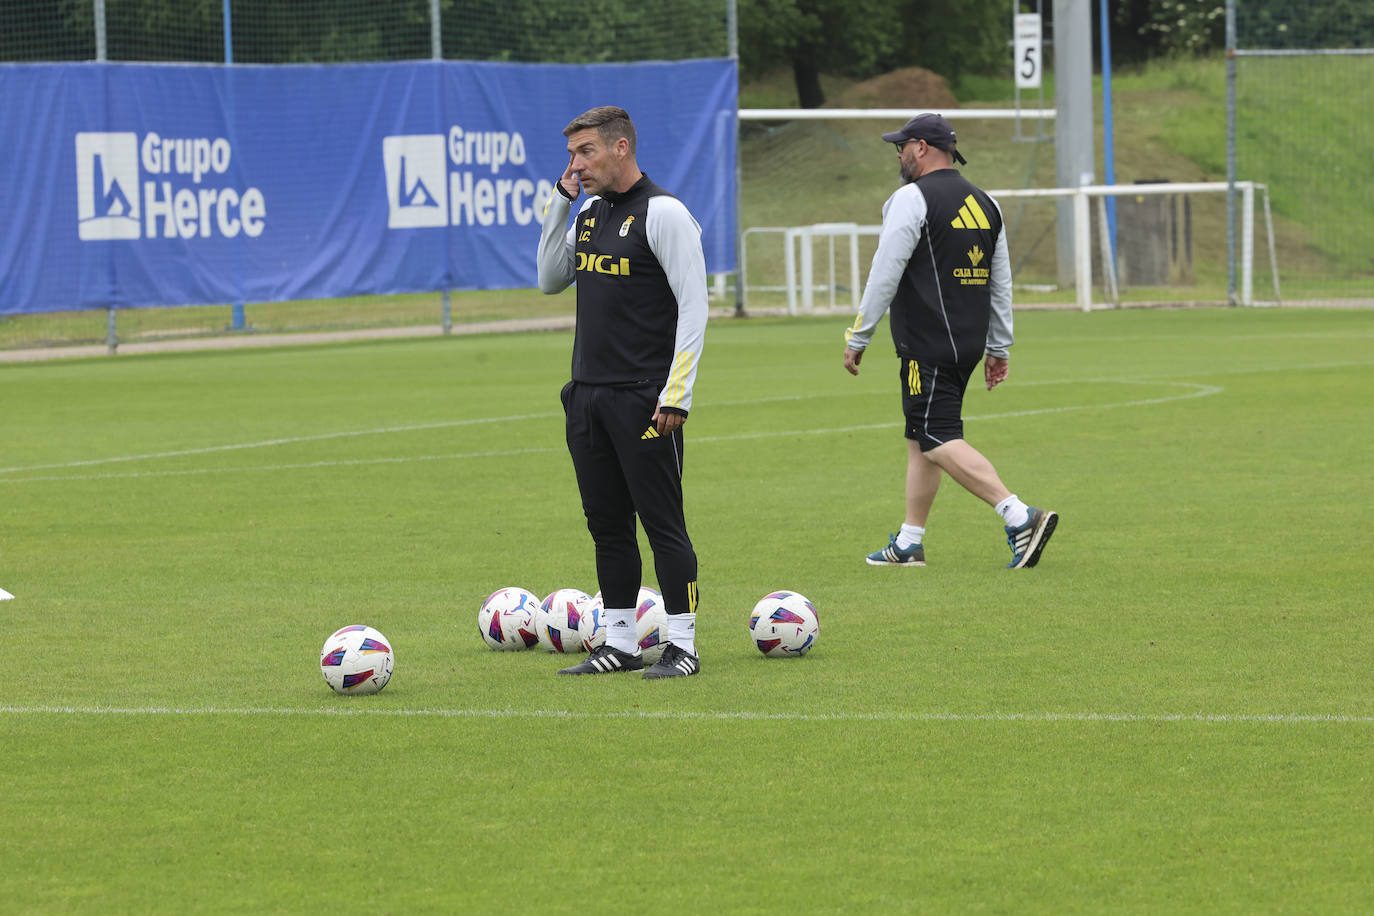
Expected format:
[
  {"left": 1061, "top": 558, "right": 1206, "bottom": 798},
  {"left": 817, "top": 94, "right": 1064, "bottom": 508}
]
[{"left": 842, "top": 113, "right": 1058, "bottom": 569}]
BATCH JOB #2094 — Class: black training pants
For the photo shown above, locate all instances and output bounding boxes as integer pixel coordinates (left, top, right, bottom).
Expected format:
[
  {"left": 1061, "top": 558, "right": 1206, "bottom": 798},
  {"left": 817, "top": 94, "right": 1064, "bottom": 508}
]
[{"left": 561, "top": 381, "right": 697, "bottom": 614}]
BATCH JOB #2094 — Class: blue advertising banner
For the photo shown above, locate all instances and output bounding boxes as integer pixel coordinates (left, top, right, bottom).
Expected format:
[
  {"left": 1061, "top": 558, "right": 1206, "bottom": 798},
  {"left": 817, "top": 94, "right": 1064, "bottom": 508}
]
[{"left": 0, "top": 59, "right": 737, "bottom": 315}]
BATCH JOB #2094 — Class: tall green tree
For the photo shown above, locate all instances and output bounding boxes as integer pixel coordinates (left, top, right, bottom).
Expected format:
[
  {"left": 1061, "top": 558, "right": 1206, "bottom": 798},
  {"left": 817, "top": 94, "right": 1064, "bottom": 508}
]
[
  {"left": 740, "top": 0, "right": 1007, "bottom": 107},
  {"left": 740, "top": 0, "right": 904, "bottom": 106}
]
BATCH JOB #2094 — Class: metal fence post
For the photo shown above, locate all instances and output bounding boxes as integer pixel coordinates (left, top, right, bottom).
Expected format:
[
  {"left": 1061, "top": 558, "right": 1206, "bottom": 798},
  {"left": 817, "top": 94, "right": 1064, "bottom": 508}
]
[
  {"left": 94, "top": 0, "right": 106, "bottom": 60},
  {"left": 431, "top": 0, "right": 442, "bottom": 60},
  {"left": 225, "top": 0, "right": 248, "bottom": 331},
  {"left": 432, "top": 0, "right": 452, "bottom": 334},
  {"left": 97, "top": 0, "right": 114, "bottom": 352},
  {"left": 1074, "top": 189, "right": 1092, "bottom": 311},
  {"left": 1225, "top": 0, "right": 1238, "bottom": 306},
  {"left": 728, "top": 0, "right": 745, "bottom": 316}
]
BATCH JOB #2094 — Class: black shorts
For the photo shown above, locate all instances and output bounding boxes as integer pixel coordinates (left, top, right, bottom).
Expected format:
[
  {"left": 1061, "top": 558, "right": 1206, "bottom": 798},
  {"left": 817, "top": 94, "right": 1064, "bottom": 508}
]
[{"left": 898, "top": 358, "right": 975, "bottom": 451}]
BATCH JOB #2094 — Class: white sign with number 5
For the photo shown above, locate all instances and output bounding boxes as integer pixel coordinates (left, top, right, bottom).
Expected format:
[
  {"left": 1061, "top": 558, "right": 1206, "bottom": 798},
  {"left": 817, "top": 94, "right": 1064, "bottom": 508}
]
[{"left": 1014, "top": 13, "right": 1042, "bottom": 89}]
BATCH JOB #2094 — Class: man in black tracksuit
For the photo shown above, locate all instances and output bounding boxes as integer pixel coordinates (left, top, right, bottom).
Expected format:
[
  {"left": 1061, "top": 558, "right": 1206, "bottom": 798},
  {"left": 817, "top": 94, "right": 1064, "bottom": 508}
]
[
  {"left": 537, "top": 106, "right": 706, "bottom": 678},
  {"left": 842, "top": 113, "right": 1058, "bottom": 569}
]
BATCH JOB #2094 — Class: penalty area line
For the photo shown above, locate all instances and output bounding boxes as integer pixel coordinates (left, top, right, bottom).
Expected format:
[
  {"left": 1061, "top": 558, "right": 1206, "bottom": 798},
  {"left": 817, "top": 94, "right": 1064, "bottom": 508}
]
[{"left": 0, "top": 706, "right": 1369, "bottom": 724}]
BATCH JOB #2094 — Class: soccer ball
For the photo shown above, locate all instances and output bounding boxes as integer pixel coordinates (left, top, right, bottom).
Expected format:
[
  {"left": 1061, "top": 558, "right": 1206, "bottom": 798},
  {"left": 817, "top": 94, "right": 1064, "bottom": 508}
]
[
  {"left": 478, "top": 587, "right": 541, "bottom": 650},
  {"left": 749, "top": 591, "right": 819, "bottom": 657},
  {"left": 537, "top": 588, "right": 592, "bottom": 654},
  {"left": 320, "top": 625, "right": 395, "bottom": 695},
  {"left": 580, "top": 591, "right": 606, "bottom": 652},
  {"left": 635, "top": 586, "right": 668, "bottom": 663}
]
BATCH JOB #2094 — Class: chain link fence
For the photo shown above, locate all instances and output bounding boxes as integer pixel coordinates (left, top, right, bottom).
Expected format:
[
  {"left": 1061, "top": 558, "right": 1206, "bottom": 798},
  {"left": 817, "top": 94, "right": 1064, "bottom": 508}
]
[
  {"left": 1229, "top": 0, "right": 1374, "bottom": 305},
  {"left": 0, "top": 0, "right": 727, "bottom": 64},
  {"left": 7, "top": 2, "right": 1369, "bottom": 352}
]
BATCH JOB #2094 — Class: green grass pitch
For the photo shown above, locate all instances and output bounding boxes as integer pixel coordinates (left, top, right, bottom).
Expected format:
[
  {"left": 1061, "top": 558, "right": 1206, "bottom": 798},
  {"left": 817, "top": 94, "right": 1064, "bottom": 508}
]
[{"left": 2, "top": 306, "right": 1372, "bottom": 912}]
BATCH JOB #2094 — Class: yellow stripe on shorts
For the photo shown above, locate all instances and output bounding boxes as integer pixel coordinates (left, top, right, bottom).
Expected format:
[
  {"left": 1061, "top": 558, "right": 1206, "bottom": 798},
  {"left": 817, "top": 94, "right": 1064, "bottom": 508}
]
[{"left": 907, "top": 360, "right": 921, "bottom": 396}]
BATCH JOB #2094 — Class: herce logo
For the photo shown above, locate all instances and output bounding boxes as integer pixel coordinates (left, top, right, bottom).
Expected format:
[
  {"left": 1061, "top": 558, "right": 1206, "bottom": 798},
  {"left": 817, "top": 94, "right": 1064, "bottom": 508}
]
[
  {"left": 75, "top": 130, "right": 264, "bottom": 241},
  {"left": 383, "top": 135, "right": 447, "bottom": 229},
  {"left": 76, "top": 132, "right": 140, "bottom": 240}
]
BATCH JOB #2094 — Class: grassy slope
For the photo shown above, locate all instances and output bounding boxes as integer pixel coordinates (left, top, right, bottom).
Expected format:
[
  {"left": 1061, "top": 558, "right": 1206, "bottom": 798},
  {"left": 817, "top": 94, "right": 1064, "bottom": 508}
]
[
  {"left": 742, "top": 56, "right": 1374, "bottom": 302},
  {"left": 2, "top": 307, "right": 1373, "bottom": 911}
]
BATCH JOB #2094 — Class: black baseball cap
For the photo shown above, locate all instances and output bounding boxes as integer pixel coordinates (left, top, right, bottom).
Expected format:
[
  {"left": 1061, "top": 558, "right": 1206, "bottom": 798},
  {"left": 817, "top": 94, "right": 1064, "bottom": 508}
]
[{"left": 881, "top": 113, "right": 967, "bottom": 165}]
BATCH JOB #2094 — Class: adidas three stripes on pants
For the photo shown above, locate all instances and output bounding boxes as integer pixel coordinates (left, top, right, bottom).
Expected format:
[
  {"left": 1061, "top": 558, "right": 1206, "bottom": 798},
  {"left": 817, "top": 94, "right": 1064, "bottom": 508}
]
[{"left": 561, "top": 381, "right": 698, "bottom": 615}]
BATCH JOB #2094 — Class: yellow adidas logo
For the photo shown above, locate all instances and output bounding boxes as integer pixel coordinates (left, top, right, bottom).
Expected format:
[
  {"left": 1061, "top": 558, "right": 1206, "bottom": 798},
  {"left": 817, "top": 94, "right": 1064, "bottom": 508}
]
[
  {"left": 968, "top": 245, "right": 984, "bottom": 267},
  {"left": 951, "top": 194, "right": 991, "bottom": 230},
  {"left": 641, "top": 427, "right": 660, "bottom": 439}
]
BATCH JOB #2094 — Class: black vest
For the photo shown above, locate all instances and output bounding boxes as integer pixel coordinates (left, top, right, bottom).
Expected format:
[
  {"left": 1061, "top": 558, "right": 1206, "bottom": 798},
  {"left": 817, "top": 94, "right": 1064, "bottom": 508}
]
[
  {"left": 571, "top": 175, "right": 678, "bottom": 386},
  {"left": 890, "top": 169, "right": 1003, "bottom": 366}
]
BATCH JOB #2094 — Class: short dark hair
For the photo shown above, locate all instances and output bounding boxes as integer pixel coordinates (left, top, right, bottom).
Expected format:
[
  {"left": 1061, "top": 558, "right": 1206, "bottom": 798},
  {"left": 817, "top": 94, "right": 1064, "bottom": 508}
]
[{"left": 563, "top": 106, "right": 637, "bottom": 155}]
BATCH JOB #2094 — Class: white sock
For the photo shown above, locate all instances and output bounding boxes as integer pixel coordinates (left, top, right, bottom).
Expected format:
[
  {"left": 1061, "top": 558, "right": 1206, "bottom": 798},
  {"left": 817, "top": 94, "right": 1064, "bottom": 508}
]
[
  {"left": 666, "top": 612, "right": 696, "bottom": 656},
  {"left": 996, "top": 495, "right": 1030, "bottom": 528},
  {"left": 895, "top": 524, "right": 925, "bottom": 550},
  {"left": 604, "top": 608, "right": 638, "bottom": 653}
]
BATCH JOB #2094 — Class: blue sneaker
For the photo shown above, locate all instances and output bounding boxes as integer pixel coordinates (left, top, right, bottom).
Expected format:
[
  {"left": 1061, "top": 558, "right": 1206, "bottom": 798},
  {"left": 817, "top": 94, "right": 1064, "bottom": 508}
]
[
  {"left": 866, "top": 534, "right": 926, "bottom": 566},
  {"left": 1005, "top": 507, "right": 1058, "bottom": 568}
]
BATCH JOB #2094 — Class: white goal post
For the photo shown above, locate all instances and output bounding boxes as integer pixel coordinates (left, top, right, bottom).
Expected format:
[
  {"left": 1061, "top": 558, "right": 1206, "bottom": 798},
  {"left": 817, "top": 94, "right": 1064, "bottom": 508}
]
[{"left": 748, "top": 181, "right": 1277, "bottom": 313}]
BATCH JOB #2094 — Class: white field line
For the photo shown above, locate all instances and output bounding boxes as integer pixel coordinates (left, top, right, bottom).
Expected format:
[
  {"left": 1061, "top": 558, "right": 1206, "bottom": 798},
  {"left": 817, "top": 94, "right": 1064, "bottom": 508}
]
[
  {"left": 0, "top": 412, "right": 559, "bottom": 474},
  {"left": 0, "top": 447, "right": 565, "bottom": 483},
  {"left": 0, "top": 391, "right": 818, "bottom": 475},
  {"left": 0, "top": 380, "right": 1220, "bottom": 484},
  {"left": 0, "top": 705, "right": 1369, "bottom": 724},
  {"left": 15, "top": 352, "right": 1368, "bottom": 478}
]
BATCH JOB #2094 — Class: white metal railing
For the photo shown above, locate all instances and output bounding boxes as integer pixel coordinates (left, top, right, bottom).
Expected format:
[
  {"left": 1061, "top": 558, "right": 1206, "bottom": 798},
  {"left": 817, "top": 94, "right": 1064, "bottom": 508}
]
[
  {"left": 991, "top": 181, "right": 1275, "bottom": 310},
  {"left": 739, "top": 108, "right": 1056, "bottom": 121},
  {"left": 745, "top": 181, "right": 1277, "bottom": 314}
]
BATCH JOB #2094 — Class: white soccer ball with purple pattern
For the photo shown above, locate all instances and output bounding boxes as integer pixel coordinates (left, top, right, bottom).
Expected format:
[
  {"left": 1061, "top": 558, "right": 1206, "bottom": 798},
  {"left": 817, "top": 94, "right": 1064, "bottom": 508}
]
[
  {"left": 749, "top": 591, "right": 819, "bottom": 657},
  {"left": 478, "top": 586, "right": 541, "bottom": 651},
  {"left": 537, "top": 588, "right": 592, "bottom": 654},
  {"left": 320, "top": 625, "right": 395, "bottom": 695},
  {"left": 635, "top": 586, "right": 668, "bottom": 664},
  {"left": 579, "top": 591, "right": 606, "bottom": 652}
]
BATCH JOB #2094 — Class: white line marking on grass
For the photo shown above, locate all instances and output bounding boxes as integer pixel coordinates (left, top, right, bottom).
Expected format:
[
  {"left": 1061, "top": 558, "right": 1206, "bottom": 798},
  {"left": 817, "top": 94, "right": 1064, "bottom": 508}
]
[
  {"left": 1147, "top": 359, "right": 1374, "bottom": 380},
  {"left": 694, "top": 381, "right": 1225, "bottom": 444},
  {"left": 0, "top": 392, "right": 818, "bottom": 475},
  {"left": 0, "top": 413, "right": 560, "bottom": 474},
  {"left": 0, "top": 448, "right": 566, "bottom": 483},
  {"left": 0, "top": 381, "right": 1223, "bottom": 484},
  {"left": 1, "top": 705, "right": 1370, "bottom": 724},
  {"left": 1, "top": 358, "right": 1362, "bottom": 479}
]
